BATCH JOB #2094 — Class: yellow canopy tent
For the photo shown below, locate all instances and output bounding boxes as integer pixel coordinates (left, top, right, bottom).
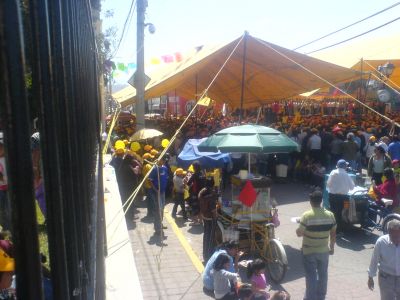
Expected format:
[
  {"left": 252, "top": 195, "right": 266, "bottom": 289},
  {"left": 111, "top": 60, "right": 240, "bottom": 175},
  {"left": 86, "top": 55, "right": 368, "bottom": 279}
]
[{"left": 114, "top": 34, "right": 361, "bottom": 108}]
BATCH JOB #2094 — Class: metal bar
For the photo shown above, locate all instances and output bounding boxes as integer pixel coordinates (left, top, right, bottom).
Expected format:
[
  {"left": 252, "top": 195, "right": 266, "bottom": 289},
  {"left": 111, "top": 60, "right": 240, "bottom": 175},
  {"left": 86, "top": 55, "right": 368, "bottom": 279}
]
[
  {"left": 239, "top": 32, "right": 249, "bottom": 123},
  {"left": 28, "top": 0, "right": 71, "bottom": 298},
  {"left": 136, "top": 0, "right": 146, "bottom": 130},
  {"left": 0, "top": 1, "right": 44, "bottom": 299}
]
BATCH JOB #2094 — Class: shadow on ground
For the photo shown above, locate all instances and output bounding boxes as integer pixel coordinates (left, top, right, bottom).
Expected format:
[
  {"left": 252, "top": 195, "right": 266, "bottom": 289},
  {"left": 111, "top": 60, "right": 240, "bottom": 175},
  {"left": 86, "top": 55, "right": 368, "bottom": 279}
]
[
  {"left": 271, "top": 182, "right": 313, "bottom": 205},
  {"left": 336, "top": 226, "right": 380, "bottom": 251}
]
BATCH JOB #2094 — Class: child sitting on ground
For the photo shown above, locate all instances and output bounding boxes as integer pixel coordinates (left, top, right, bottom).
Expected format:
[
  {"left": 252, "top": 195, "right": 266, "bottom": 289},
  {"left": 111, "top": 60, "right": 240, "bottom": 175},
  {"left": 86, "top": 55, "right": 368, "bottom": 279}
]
[
  {"left": 247, "top": 259, "right": 270, "bottom": 300},
  {"left": 213, "top": 253, "right": 240, "bottom": 300},
  {"left": 238, "top": 283, "right": 253, "bottom": 300},
  {"left": 270, "top": 290, "right": 291, "bottom": 300}
]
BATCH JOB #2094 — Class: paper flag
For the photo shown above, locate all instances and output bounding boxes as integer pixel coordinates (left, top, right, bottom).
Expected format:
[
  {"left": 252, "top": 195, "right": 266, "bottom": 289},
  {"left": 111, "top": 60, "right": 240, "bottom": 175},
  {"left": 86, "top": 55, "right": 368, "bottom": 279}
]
[
  {"left": 238, "top": 180, "right": 257, "bottom": 207},
  {"left": 197, "top": 97, "right": 212, "bottom": 107}
]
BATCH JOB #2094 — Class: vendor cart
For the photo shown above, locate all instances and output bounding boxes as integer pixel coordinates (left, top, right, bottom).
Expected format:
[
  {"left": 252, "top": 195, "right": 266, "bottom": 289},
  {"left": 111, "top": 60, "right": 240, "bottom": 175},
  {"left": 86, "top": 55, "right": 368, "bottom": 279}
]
[
  {"left": 214, "top": 174, "right": 288, "bottom": 283},
  {"left": 198, "top": 124, "right": 298, "bottom": 284}
]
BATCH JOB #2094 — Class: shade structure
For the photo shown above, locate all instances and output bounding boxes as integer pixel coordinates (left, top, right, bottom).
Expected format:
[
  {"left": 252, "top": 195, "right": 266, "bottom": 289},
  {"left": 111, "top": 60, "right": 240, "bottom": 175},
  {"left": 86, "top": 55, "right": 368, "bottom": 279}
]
[
  {"left": 351, "top": 59, "right": 400, "bottom": 90},
  {"left": 114, "top": 34, "right": 361, "bottom": 108},
  {"left": 198, "top": 124, "right": 299, "bottom": 153},
  {"left": 177, "top": 138, "right": 231, "bottom": 169},
  {"left": 129, "top": 128, "right": 163, "bottom": 141}
]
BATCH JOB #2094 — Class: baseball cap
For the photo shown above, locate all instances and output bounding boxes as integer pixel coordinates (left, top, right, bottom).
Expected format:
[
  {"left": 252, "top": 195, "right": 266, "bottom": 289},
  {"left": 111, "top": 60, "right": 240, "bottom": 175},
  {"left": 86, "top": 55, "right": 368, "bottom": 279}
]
[
  {"left": 144, "top": 145, "right": 153, "bottom": 152},
  {"left": 0, "top": 248, "right": 14, "bottom": 272},
  {"left": 337, "top": 159, "right": 349, "bottom": 169},
  {"left": 142, "top": 153, "right": 154, "bottom": 160},
  {"left": 175, "top": 168, "right": 184, "bottom": 175}
]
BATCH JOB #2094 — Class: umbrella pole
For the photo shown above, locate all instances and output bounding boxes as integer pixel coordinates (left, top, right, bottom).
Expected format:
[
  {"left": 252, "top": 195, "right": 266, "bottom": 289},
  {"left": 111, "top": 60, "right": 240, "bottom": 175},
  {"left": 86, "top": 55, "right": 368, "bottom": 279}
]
[{"left": 248, "top": 153, "right": 251, "bottom": 174}]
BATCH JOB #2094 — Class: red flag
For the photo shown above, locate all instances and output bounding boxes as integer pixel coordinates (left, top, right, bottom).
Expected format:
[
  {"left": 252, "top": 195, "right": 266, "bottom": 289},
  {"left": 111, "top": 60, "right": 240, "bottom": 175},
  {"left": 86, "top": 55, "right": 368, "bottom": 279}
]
[{"left": 238, "top": 180, "right": 257, "bottom": 207}]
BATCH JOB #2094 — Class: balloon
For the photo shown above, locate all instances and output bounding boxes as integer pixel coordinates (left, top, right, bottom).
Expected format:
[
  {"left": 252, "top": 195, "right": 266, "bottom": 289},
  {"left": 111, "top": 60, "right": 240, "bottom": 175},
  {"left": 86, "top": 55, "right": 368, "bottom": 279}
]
[
  {"left": 130, "top": 142, "right": 141, "bottom": 152},
  {"left": 115, "top": 140, "right": 125, "bottom": 150},
  {"left": 161, "top": 139, "right": 170, "bottom": 148}
]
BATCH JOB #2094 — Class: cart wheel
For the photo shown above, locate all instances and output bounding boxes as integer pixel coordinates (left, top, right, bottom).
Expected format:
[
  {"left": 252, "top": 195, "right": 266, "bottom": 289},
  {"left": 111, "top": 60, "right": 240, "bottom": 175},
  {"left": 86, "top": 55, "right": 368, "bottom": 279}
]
[
  {"left": 266, "top": 239, "right": 288, "bottom": 283},
  {"left": 382, "top": 213, "right": 400, "bottom": 234}
]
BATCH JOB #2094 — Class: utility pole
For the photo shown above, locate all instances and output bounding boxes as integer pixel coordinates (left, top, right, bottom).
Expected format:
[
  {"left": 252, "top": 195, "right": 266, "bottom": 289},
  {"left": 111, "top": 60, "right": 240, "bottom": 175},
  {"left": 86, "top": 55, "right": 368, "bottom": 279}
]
[{"left": 135, "top": 0, "right": 146, "bottom": 130}]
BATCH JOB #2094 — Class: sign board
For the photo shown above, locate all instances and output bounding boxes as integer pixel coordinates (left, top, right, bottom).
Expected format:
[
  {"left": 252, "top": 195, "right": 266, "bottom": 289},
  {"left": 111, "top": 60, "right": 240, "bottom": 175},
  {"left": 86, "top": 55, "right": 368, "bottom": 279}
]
[{"left": 128, "top": 71, "right": 151, "bottom": 89}]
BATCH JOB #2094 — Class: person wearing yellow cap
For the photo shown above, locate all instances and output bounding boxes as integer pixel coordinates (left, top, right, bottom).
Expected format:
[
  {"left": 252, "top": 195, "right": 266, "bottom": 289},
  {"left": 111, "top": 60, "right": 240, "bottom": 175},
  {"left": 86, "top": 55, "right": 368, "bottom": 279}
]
[
  {"left": 110, "top": 142, "right": 141, "bottom": 221},
  {"left": 144, "top": 145, "right": 153, "bottom": 152},
  {"left": 0, "top": 247, "right": 14, "bottom": 292},
  {"left": 148, "top": 156, "right": 169, "bottom": 235},
  {"left": 171, "top": 168, "right": 187, "bottom": 219},
  {"left": 150, "top": 149, "right": 159, "bottom": 157},
  {"left": 142, "top": 153, "right": 155, "bottom": 218}
]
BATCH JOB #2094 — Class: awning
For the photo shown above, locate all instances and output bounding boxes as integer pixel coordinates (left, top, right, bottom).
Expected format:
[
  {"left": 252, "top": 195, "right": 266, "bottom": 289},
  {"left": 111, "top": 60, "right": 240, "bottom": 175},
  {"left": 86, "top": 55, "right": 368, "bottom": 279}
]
[{"left": 114, "top": 34, "right": 361, "bottom": 108}]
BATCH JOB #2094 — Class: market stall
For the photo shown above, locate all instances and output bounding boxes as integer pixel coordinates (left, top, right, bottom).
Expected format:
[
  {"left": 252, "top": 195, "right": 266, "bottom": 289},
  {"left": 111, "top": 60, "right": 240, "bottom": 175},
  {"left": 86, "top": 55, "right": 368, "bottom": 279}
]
[{"left": 198, "top": 124, "right": 298, "bottom": 283}]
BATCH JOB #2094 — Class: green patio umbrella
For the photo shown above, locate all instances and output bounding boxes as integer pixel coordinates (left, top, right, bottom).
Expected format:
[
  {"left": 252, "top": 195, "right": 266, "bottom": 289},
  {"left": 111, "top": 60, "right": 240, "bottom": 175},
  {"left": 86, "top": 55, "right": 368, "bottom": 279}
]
[
  {"left": 198, "top": 124, "right": 299, "bottom": 173},
  {"left": 198, "top": 124, "right": 299, "bottom": 153}
]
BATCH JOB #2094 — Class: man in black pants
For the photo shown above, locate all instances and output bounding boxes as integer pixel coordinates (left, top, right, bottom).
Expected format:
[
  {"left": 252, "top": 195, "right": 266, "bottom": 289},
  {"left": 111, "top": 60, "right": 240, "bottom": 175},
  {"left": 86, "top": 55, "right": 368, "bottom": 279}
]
[
  {"left": 326, "top": 159, "right": 355, "bottom": 232},
  {"left": 199, "top": 178, "right": 218, "bottom": 263}
]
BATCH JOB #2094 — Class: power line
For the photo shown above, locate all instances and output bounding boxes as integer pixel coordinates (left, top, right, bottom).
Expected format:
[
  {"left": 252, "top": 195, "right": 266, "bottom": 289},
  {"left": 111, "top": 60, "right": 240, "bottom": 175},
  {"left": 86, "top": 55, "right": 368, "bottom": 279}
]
[
  {"left": 112, "top": 0, "right": 137, "bottom": 58},
  {"left": 305, "top": 16, "right": 400, "bottom": 55},
  {"left": 293, "top": 1, "right": 400, "bottom": 51}
]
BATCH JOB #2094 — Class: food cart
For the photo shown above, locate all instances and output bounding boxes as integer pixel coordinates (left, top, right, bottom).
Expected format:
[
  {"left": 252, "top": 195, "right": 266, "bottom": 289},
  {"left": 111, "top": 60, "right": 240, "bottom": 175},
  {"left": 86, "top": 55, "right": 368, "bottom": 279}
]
[{"left": 198, "top": 124, "right": 299, "bottom": 283}]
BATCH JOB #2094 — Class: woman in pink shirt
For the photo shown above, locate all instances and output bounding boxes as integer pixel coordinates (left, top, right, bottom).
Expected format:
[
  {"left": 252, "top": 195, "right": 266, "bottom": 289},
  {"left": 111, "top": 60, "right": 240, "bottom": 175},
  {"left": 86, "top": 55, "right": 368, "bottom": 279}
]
[{"left": 373, "top": 168, "right": 398, "bottom": 209}]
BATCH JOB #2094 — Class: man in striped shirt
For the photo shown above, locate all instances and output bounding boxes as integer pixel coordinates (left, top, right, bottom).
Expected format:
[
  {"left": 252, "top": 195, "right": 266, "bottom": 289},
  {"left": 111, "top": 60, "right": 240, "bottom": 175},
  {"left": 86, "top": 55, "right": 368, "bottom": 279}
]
[{"left": 296, "top": 190, "right": 337, "bottom": 300}]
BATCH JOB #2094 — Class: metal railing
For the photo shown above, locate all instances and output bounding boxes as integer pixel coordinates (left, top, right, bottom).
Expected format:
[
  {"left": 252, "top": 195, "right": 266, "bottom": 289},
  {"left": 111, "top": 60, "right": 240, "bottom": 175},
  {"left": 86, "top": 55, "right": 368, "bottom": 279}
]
[{"left": 0, "top": 0, "right": 104, "bottom": 299}]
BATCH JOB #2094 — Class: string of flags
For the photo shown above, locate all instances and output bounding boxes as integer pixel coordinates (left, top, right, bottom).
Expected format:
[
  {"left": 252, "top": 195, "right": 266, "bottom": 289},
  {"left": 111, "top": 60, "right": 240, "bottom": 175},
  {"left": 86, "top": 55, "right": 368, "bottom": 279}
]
[{"left": 109, "top": 51, "right": 184, "bottom": 79}]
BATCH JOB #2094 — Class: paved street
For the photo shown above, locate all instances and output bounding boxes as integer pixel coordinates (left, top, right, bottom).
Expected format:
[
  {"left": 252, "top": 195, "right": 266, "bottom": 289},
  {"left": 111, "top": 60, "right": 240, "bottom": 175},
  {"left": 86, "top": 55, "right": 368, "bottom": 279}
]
[{"left": 130, "top": 182, "right": 381, "bottom": 299}]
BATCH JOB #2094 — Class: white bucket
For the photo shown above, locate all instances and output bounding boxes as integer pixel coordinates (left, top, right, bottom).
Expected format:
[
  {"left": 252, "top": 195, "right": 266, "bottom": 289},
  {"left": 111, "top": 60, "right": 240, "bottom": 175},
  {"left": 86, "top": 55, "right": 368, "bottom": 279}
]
[
  {"left": 276, "top": 164, "right": 288, "bottom": 178},
  {"left": 238, "top": 170, "right": 248, "bottom": 180}
]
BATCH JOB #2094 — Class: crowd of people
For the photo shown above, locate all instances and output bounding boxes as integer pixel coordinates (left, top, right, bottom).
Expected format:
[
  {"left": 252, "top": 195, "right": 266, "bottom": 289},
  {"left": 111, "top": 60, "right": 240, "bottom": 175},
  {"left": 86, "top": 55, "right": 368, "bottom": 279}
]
[{"left": 105, "top": 103, "right": 400, "bottom": 299}]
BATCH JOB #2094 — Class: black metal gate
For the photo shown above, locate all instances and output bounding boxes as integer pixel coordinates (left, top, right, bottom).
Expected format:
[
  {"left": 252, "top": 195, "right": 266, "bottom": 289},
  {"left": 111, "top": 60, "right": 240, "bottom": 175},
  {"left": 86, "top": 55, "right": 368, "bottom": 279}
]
[{"left": 0, "top": 0, "right": 104, "bottom": 299}]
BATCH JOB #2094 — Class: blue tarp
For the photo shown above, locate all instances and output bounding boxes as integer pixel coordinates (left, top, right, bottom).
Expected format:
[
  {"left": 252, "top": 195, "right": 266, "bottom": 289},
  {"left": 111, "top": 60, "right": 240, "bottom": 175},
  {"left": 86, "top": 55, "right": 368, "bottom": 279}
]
[{"left": 177, "top": 138, "right": 231, "bottom": 169}]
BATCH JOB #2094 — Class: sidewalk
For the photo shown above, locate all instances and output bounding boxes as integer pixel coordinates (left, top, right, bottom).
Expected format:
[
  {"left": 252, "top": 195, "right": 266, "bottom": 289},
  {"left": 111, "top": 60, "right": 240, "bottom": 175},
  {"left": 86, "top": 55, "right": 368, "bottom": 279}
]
[
  {"left": 104, "top": 164, "right": 143, "bottom": 300},
  {"left": 128, "top": 200, "right": 211, "bottom": 300}
]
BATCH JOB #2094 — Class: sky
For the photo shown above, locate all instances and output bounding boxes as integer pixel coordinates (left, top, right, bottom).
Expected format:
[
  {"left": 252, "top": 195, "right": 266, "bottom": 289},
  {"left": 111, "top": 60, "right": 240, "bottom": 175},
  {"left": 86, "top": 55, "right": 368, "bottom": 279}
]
[
  {"left": 102, "top": 0, "right": 399, "bottom": 61},
  {"left": 102, "top": 0, "right": 400, "bottom": 91}
]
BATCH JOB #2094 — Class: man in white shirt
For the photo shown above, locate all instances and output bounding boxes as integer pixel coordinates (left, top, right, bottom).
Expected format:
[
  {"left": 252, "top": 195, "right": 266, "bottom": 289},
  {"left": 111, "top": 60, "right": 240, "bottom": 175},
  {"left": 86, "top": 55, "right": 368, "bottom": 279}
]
[
  {"left": 307, "top": 128, "right": 322, "bottom": 163},
  {"left": 326, "top": 159, "right": 355, "bottom": 232},
  {"left": 368, "top": 219, "right": 400, "bottom": 299}
]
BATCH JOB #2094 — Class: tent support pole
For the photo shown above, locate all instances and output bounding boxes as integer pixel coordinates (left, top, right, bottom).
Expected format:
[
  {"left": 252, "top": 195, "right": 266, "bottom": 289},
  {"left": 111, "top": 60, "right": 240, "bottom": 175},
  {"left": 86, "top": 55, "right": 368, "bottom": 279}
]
[
  {"left": 239, "top": 31, "right": 249, "bottom": 123},
  {"left": 175, "top": 89, "right": 177, "bottom": 117},
  {"left": 195, "top": 74, "right": 198, "bottom": 135}
]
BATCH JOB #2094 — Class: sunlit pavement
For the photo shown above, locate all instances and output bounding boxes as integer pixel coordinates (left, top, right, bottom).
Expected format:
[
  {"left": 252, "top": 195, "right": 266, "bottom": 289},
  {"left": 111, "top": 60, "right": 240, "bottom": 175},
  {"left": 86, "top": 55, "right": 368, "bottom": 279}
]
[{"left": 128, "top": 182, "right": 381, "bottom": 299}]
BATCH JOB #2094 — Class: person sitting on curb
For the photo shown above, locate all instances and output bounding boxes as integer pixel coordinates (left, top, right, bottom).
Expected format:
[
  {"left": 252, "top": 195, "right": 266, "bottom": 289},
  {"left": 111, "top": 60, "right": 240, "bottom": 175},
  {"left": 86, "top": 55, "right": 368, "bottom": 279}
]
[{"left": 203, "top": 240, "right": 243, "bottom": 294}]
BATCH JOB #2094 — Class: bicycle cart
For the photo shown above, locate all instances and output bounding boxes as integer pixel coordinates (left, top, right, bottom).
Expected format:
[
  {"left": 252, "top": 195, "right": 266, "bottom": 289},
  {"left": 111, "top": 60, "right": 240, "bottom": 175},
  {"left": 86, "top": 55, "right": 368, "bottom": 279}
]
[
  {"left": 198, "top": 124, "right": 298, "bottom": 283},
  {"left": 214, "top": 175, "right": 288, "bottom": 283}
]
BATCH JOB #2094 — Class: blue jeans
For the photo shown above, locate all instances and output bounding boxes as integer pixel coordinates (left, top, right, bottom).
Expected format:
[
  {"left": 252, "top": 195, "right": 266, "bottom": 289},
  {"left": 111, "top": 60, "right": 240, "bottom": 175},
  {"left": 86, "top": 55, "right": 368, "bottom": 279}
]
[
  {"left": 149, "top": 189, "right": 165, "bottom": 233},
  {"left": 303, "top": 252, "right": 329, "bottom": 300}
]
